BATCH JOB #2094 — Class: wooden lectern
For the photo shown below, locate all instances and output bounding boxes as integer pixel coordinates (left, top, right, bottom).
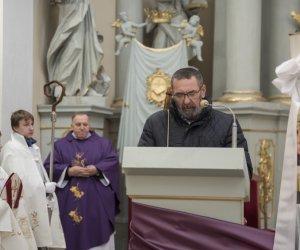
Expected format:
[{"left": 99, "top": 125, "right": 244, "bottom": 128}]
[{"left": 122, "top": 147, "right": 250, "bottom": 224}]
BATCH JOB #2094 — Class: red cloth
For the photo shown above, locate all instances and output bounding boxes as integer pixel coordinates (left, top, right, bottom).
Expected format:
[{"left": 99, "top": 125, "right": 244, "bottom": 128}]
[
  {"left": 244, "top": 180, "right": 259, "bottom": 228},
  {"left": 129, "top": 202, "right": 274, "bottom": 250}
]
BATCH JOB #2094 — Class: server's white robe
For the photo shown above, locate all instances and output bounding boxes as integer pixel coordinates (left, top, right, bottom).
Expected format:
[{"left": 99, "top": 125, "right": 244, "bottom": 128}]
[
  {"left": 0, "top": 198, "right": 31, "bottom": 250},
  {"left": 0, "top": 133, "right": 66, "bottom": 248},
  {"left": 1, "top": 170, "right": 37, "bottom": 249}
]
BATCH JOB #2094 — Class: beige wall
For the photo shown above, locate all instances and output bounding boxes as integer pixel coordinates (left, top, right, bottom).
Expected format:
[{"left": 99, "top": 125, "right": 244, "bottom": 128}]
[
  {"left": 33, "top": 0, "right": 59, "bottom": 143},
  {"left": 91, "top": 0, "right": 116, "bottom": 106}
]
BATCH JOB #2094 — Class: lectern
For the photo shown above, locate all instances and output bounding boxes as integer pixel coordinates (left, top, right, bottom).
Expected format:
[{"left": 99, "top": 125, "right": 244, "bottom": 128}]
[{"left": 122, "top": 147, "right": 250, "bottom": 224}]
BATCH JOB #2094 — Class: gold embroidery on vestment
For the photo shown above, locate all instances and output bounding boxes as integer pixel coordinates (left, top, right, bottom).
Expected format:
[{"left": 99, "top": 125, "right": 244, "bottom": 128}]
[
  {"left": 17, "top": 216, "right": 32, "bottom": 238},
  {"left": 69, "top": 208, "right": 83, "bottom": 224},
  {"left": 31, "top": 211, "right": 39, "bottom": 230},
  {"left": 70, "top": 183, "right": 84, "bottom": 199},
  {"left": 72, "top": 152, "right": 87, "bottom": 167}
]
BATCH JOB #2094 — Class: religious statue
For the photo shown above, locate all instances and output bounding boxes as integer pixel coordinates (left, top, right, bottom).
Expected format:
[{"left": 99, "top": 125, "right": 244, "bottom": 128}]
[
  {"left": 47, "top": 0, "right": 110, "bottom": 97},
  {"left": 145, "top": 0, "right": 188, "bottom": 48},
  {"left": 113, "top": 12, "right": 147, "bottom": 56},
  {"left": 85, "top": 66, "right": 110, "bottom": 96},
  {"left": 172, "top": 15, "right": 204, "bottom": 61},
  {"left": 145, "top": 0, "right": 207, "bottom": 48}
]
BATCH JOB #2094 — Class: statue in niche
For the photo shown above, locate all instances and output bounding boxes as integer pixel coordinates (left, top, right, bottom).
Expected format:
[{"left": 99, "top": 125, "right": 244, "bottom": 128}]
[
  {"left": 145, "top": 0, "right": 188, "bottom": 48},
  {"left": 145, "top": 0, "right": 207, "bottom": 48},
  {"left": 113, "top": 12, "right": 147, "bottom": 56},
  {"left": 171, "top": 15, "right": 204, "bottom": 61},
  {"left": 47, "top": 0, "right": 111, "bottom": 98}
]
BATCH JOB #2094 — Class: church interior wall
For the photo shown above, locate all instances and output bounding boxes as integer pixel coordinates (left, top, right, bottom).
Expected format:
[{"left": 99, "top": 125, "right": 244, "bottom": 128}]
[
  {"left": 2, "top": 0, "right": 34, "bottom": 144},
  {"left": 91, "top": 0, "right": 116, "bottom": 107},
  {"left": 32, "top": 0, "right": 59, "bottom": 144},
  {"left": 1, "top": 0, "right": 299, "bottom": 244}
]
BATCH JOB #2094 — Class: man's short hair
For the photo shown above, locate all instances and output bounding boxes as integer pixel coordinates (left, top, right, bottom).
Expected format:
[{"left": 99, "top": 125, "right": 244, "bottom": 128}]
[
  {"left": 171, "top": 67, "right": 204, "bottom": 88},
  {"left": 71, "top": 112, "right": 89, "bottom": 121},
  {"left": 11, "top": 110, "right": 34, "bottom": 130}
]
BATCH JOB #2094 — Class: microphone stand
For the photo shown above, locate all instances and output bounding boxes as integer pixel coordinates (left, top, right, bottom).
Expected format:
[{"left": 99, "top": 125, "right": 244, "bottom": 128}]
[{"left": 200, "top": 100, "right": 237, "bottom": 148}]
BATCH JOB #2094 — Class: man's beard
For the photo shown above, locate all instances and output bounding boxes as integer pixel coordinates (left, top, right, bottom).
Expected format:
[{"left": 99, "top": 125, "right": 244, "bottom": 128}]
[{"left": 177, "top": 104, "right": 202, "bottom": 121}]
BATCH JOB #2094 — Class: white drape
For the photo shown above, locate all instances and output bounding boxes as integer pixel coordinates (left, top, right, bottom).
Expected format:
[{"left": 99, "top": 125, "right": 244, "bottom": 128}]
[
  {"left": 272, "top": 54, "right": 300, "bottom": 250},
  {"left": 117, "top": 39, "right": 188, "bottom": 160}
]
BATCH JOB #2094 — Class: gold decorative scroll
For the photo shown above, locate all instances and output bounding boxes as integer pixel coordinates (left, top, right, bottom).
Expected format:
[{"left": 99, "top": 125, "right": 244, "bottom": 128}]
[
  {"left": 256, "top": 139, "right": 274, "bottom": 229},
  {"left": 291, "top": 11, "right": 300, "bottom": 27},
  {"left": 147, "top": 68, "right": 171, "bottom": 108}
]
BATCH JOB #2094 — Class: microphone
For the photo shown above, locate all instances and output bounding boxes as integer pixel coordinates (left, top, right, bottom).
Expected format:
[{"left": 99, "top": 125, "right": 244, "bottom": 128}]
[{"left": 200, "top": 99, "right": 237, "bottom": 148}]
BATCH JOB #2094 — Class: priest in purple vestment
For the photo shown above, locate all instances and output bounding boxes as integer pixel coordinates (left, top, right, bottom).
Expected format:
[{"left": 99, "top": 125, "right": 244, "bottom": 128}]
[{"left": 44, "top": 112, "right": 120, "bottom": 250}]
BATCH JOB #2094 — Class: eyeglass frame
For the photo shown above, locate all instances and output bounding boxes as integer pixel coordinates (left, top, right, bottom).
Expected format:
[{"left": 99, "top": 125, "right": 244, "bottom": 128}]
[{"left": 172, "top": 89, "right": 201, "bottom": 100}]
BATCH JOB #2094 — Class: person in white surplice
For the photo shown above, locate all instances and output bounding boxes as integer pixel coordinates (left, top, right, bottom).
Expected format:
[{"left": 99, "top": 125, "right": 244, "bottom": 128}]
[
  {"left": 0, "top": 110, "right": 66, "bottom": 249},
  {"left": 0, "top": 130, "right": 36, "bottom": 249},
  {"left": 0, "top": 172, "right": 38, "bottom": 250}
]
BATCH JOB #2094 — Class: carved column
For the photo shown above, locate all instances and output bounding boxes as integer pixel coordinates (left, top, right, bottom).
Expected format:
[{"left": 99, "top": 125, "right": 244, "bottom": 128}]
[{"left": 219, "top": 0, "right": 265, "bottom": 102}]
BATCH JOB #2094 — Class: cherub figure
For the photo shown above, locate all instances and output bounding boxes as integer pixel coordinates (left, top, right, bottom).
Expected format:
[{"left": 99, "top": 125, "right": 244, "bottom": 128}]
[
  {"left": 172, "top": 14, "right": 204, "bottom": 61},
  {"left": 113, "top": 12, "right": 147, "bottom": 55}
]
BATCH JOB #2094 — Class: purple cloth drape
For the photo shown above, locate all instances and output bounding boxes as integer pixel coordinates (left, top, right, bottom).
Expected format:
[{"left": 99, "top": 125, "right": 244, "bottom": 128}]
[{"left": 129, "top": 202, "right": 274, "bottom": 250}]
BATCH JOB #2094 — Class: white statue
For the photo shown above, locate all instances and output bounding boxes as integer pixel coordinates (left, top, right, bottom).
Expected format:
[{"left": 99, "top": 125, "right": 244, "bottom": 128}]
[
  {"left": 114, "top": 12, "right": 147, "bottom": 56},
  {"left": 86, "top": 65, "right": 111, "bottom": 96},
  {"left": 172, "top": 15, "right": 204, "bottom": 61},
  {"left": 146, "top": 0, "right": 188, "bottom": 48},
  {"left": 47, "top": 0, "right": 109, "bottom": 97}
]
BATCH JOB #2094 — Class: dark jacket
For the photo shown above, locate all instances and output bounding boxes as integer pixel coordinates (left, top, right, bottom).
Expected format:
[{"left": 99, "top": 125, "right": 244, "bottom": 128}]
[{"left": 138, "top": 102, "right": 253, "bottom": 178}]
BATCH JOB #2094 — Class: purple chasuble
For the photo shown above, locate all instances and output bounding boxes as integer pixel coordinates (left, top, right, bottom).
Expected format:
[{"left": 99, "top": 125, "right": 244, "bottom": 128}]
[{"left": 44, "top": 131, "right": 120, "bottom": 250}]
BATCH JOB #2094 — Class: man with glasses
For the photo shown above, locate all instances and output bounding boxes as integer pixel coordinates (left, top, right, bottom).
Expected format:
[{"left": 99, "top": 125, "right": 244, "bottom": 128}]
[{"left": 138, "top": 67, "right": 252, "bottom": 178}]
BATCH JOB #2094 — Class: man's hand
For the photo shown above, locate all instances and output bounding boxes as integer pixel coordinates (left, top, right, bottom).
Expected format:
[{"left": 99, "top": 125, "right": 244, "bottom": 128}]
[
  {"left": 86, "top": 165, "right": 99, "bottom": 176},
  {"left": 68, "top": 165, "right": 99, "bottom": 177}
]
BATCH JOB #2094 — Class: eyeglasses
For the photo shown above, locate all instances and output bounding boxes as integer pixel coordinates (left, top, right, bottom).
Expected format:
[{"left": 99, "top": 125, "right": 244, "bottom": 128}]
[{"left": 172, "top": 89, "right": 201, "bottom": 100}]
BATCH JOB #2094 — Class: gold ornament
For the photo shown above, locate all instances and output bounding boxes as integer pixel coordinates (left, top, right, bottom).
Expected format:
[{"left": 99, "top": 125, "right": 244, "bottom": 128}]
[
  {"left": 70, "top": 183, "right": 85, "bottom": 199},
  {"left": 257, "top": 139, "right": 274, "bottom": 229},
  {"left": 69, "top": 208, "right": 83, "bottom": 224},
  {"left": 147, "top": 69, "right": 171, "bottom": 108},
  {"left": 144, "top": 8, "right": 175, "bottom": 24}
]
